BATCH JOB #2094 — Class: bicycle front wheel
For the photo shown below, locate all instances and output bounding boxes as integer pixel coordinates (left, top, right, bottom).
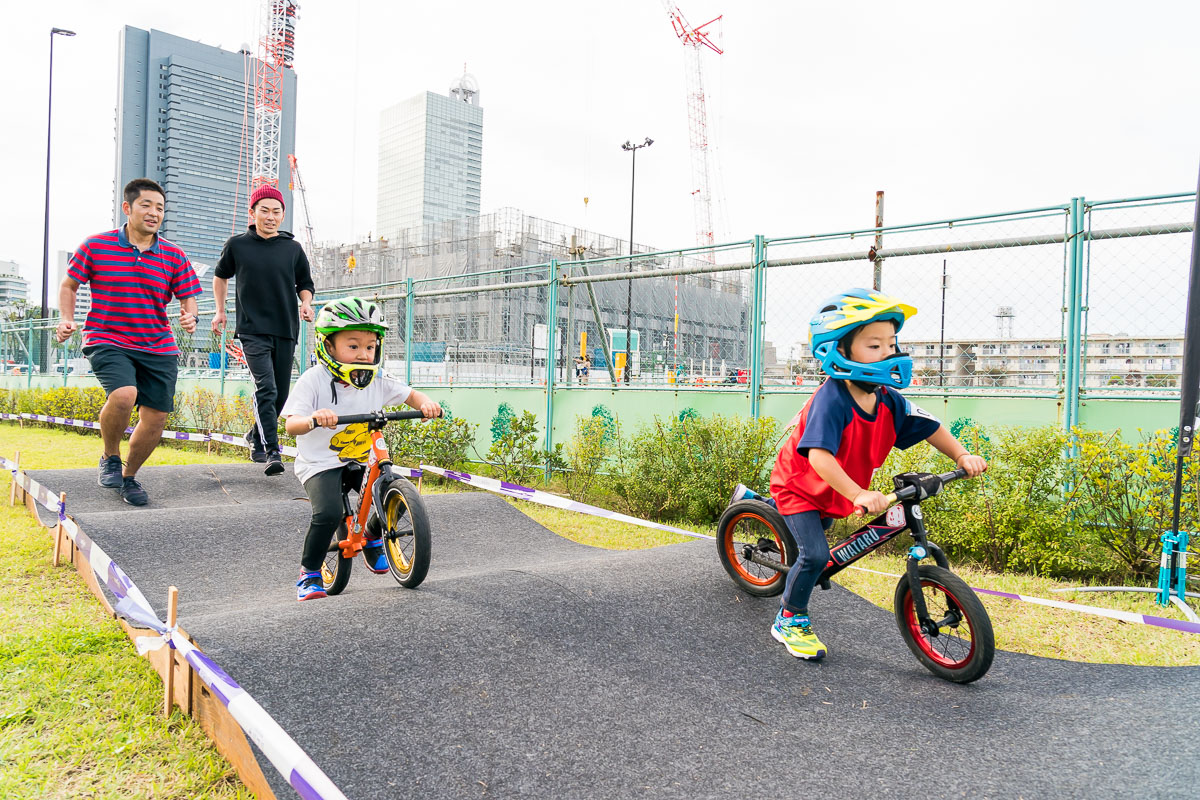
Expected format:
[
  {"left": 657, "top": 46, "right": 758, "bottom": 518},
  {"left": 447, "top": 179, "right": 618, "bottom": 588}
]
[
  {"left": 379, "top": 477, "right": 431, "bottom": 588},
  {"left": 716, "top": 500, "right": 797, "bottom": 597},
  {"left": 893, "top": 565, "right": 994, "bottom": 683},
  {"left": 321, "top": 522, "right": 353, "bottom": 596}
]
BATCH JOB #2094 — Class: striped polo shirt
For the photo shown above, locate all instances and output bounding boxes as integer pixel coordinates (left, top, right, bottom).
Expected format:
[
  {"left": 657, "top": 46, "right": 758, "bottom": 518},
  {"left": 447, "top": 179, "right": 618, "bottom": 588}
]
[{"left": 68, "top": 226, "right": 202, "bottom": 355}]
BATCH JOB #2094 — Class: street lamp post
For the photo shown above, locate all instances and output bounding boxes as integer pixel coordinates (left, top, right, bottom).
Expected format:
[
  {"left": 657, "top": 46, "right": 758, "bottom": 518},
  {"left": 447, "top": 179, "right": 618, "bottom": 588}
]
[
  {"left": 620, "top": 137, "right": 652, "bottom": 385},
  {"left": 42, "top": 26, "right": 76, "bottom": 373}
]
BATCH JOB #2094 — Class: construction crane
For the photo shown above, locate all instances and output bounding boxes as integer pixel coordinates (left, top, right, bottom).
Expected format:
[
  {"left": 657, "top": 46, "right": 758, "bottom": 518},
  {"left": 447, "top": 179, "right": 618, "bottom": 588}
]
[
  {"left": 251, "top": 0, "right": 299, "bottom": 190},
  {"left": 661, "top": 1, "right": 723, "bottom": 257},
  {"left": 286, "top": 153, "right": 320, "bottom": 272}
]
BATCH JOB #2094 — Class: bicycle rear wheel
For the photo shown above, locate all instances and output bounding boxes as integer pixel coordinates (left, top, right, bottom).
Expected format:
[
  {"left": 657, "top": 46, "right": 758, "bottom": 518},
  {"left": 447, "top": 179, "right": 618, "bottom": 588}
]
[
  {"left": 893, "top": 565, "right": 994, "bottom": 683},
  {"left": 379, "top": 477, "right": 431, "bottom": 588},
  {"left": 716, "top": 500, "right": 797, "bottom": 597},
  {"left": 321, "top": 522, "right": 353, "bottom": 596}
]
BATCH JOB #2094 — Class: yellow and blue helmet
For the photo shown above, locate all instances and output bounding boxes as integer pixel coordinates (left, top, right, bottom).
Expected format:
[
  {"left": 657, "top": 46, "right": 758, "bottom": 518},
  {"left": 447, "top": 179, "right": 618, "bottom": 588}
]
[{"left": 809, "top": 289, "right": 917, "bottom": 388}]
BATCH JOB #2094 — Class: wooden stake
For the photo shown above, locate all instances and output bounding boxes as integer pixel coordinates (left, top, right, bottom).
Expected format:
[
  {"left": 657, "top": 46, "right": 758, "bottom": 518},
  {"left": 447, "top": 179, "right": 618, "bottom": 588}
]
[
  {"left": 8, "top": 450, "right": 18, "bottom": 506},
  {"left": 51, "top": 492, "right": 66, "bottom": 566},
  {"left": 164, "top": 585, "right": 179, "bottom": 716}
]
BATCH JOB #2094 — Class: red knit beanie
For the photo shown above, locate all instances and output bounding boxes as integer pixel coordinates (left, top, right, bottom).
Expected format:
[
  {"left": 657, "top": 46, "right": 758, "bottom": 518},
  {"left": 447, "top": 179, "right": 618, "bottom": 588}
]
[{"left": 249, "top": 184, "right": 285, "bottom": 212}]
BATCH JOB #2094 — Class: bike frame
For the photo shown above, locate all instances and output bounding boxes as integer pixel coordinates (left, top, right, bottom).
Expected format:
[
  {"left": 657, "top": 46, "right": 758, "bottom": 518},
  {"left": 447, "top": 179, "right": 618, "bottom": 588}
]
[
  {"left": 743, "top": 470, "right": 964, "bottom": 630},
  {"left": 337, "top": 418, "right": 400, "bottom": 557}
]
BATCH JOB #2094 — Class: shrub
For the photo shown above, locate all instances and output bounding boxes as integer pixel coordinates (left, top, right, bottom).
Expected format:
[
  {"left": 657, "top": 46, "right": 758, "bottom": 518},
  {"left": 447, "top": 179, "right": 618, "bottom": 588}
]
[
  {"left": 607, "top": 413, "right": 780, "bottom": 524},
  {"left": 384, "top": 410, "right": 475, "bottom": 470},
  {"left": 484, "top": 410, "right": 563, "bottom": 486},
  {"left": 923, "top": 424, "right": 1087, "bottom": 578},
  {"left": 564, "top": 414, "right": 615, "bottom": 501},
  {"left": 1067, "top": 428, "right": 1200, "bottom": 581}
]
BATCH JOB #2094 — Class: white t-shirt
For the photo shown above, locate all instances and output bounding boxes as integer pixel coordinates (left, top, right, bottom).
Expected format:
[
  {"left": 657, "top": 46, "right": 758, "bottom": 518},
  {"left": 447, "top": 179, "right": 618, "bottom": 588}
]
[{"left": 281, "top": 365, "right": 414, "bottom": 485}]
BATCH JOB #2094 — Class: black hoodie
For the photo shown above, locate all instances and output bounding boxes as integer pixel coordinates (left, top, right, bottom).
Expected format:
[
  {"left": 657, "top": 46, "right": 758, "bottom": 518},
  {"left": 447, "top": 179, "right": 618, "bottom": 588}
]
[{"left": 215, "top": 226, "right": 315, "bottom": 340}]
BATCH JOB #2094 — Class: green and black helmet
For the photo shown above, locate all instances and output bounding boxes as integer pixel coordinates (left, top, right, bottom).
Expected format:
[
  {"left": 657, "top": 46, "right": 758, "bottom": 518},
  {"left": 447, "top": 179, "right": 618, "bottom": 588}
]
[{"left": 314, "top": 297, "right": 388, "bottom": 388}]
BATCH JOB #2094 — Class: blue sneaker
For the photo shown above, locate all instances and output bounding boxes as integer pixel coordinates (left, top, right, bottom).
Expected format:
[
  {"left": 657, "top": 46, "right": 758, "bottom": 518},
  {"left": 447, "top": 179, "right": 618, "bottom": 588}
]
[
  {"left": 362, "top": 538, "right": 389, "bottom": 574},
  {"left": 120, "top": 476, "right": 149, "bottom": 506},
  {"left": 98, "top": 455, "right": 123, "bottom": 488},
  {"left": 297, "top": 570, "right": 327, "bottom": 601},
  {"left": 771, "top": 609, "right": 827, "bottom": 660}
]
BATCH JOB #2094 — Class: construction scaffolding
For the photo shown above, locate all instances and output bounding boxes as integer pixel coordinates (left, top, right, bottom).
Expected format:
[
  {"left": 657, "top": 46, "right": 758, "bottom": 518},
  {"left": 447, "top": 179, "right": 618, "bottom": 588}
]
[{"left": 306, "top": 208, "right": 750, "bottom": 384}]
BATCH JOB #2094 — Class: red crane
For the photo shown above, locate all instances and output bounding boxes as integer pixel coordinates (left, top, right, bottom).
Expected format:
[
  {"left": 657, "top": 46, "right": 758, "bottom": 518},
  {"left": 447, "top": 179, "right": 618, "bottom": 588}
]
[
  {"left": 251, "top": 0, "right": 299, "bottom": 190},
  {"left": 661, "top": 1, "right": 723, "bottom": 256}
]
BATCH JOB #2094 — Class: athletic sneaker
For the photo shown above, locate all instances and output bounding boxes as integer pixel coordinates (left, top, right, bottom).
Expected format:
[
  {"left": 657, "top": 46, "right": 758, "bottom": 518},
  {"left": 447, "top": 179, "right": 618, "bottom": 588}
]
[
  {"left": 297, "top": 570, "right": 327, "bottom": 601},
  {"left": 728, "top": 483, "right": 764, "bottom": 505},
  {"left": 98, "top": 455, "right": 124, "bottom": 488},
  {"left": 771, "top": 609, "right": 827, "bottom": 660},
  {"left": 244, "top": 428, "right": 267, "bottom": 463},
  {"left": 362, "top": 538, "right": 390, "bottom": 574},
  {"left": 264, "top": 450, "right": 284, "bottom": 476},
  {"left": 120, "top": 476, "right": 149, "bottom": 506}
]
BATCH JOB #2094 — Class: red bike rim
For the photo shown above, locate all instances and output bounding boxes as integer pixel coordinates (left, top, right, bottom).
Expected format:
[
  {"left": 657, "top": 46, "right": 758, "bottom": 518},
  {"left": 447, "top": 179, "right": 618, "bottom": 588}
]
[
  {"left": 723, "top": 511, "right": 785, "bottom": 587},
  {"left": 904, "top": 580, "right": 976, "bottom": 669}
]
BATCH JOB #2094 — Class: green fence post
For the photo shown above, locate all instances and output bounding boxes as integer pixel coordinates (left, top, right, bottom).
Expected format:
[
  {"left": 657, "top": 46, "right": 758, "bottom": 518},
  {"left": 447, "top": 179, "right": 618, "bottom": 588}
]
[
  {"left": 543, "top": 260, "right": 559, "bottom": 481},
  {"left": 404, "top": 277, "right": 414, "bottom": 386},
  {"left": 1064, "top": 197, "right": 1085, "bottom": 436},
  {"left": 218, "top": 326, "right": 228, "bottom": 397},
  {"left": 26, "top": 319, "right": 33, "bottom": 390},
  {"left": 749, "top": 235, "right": 766, "bottom": 419}
]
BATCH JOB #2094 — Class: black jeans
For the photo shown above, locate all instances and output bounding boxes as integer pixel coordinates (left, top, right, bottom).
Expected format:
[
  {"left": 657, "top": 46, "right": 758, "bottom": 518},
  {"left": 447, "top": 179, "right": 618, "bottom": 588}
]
[
  {"left": 300, "top": 467, "right": 346, "bottom": 572},
  {"left": 239, "top": 333, "right": 295, "bottom": 452}
]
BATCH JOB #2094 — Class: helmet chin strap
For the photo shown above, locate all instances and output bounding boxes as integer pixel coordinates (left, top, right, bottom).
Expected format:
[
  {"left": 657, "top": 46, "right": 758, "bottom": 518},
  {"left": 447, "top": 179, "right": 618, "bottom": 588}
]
[{"left": 849, "top": 379, "right": 880, "bottom": 393}]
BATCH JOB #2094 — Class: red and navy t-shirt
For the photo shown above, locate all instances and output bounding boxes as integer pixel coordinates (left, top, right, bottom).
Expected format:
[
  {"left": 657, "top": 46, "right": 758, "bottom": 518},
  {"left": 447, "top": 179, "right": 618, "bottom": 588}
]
[
  {"left": 769, "top": 379, "right": 941, "bottom": 517},
  {"left": 68, "top": 226, "right": 202, "bottom": 355}
]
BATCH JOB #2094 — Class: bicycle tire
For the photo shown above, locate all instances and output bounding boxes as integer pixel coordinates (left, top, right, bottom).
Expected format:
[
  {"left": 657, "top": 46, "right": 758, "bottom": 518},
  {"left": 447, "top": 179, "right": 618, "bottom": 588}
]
[
  {"left": 893, "top": 564, "right": 994, "bottom": 683},
  {"left": 716, "top": 500, "right": 797, "bottom": 597},
  {"left": 321, "top": 522, "right": 353, "bottom": 596},
  {"left": 379, "top": 477, "right": 432, "bottom": 589}
]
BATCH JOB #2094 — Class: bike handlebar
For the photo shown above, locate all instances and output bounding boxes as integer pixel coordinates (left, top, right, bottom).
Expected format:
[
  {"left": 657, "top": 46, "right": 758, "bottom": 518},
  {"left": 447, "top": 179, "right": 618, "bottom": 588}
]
[
  {"left": 333, "top": 410, "right": 426, "bottom": 426},
  {"left": 858, "top": 468, "right": 969, "bottom": 515}
]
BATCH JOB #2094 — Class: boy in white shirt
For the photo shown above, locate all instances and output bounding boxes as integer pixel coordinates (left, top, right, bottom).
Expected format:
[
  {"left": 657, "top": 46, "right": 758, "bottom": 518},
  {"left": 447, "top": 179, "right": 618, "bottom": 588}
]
[{"left": 281, "top": 297, "right": 441, "bottom": 601}]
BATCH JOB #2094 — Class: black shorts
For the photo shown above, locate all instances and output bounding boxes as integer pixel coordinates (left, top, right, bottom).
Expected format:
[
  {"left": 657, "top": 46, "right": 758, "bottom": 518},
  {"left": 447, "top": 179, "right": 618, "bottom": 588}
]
[{"left": 84, "top": 345, "right": 178, "bottom": 412}]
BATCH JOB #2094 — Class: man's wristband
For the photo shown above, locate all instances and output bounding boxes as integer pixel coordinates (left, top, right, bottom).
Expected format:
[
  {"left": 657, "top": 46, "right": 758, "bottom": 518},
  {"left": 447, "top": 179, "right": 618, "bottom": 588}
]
[{"left": 308, "top": 417, "right": 317, "bottom": 431}]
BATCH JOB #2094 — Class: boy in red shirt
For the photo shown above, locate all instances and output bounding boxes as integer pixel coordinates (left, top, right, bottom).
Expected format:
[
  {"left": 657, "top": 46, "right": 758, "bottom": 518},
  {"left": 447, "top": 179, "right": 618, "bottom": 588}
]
[{"left": 748, "top": 289, "right": 987, "bottom": 659}]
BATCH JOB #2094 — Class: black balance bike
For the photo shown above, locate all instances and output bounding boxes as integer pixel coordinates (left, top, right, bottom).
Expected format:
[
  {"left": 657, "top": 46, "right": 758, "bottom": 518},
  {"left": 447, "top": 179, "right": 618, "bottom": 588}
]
[{"left": 716, "top": 469, "right": 995, "bottom": 683}]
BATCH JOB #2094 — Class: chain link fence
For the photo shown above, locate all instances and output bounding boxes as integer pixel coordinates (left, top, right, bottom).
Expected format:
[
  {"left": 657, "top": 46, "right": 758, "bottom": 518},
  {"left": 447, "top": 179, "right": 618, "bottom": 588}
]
[{"left": 2, "top": 193, "right": 1193, "bottom": 405}]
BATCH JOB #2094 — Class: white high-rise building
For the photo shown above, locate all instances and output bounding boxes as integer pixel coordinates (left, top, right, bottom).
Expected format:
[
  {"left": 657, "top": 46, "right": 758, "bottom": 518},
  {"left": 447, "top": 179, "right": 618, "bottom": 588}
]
[
  {"left": 377, "top": 75, "right": 483, "bottom": 239},
  {"left": 0, "top": 260, "right": 30, "bottom": 309}
]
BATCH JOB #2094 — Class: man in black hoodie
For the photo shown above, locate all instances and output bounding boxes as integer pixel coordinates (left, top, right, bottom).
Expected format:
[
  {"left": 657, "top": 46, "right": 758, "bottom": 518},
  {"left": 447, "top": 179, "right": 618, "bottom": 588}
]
[{"left": 213, "top": 185, "right": 316, "bottom": 475}]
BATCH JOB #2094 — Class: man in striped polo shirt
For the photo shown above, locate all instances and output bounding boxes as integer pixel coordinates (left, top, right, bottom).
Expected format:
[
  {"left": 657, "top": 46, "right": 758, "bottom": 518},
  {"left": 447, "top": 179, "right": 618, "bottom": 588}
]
[{"left": 55, "top": 178, "right": 201, "bottom": 506}]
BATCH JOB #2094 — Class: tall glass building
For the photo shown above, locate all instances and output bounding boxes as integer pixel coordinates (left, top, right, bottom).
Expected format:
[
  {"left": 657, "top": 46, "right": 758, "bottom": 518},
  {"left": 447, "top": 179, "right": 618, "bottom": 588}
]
[
  {"left": 377, "top": 76, "right": 483, "bottom": 239},
  {"left": 113, "top": 26, "right": 298, "bottom": 267}
]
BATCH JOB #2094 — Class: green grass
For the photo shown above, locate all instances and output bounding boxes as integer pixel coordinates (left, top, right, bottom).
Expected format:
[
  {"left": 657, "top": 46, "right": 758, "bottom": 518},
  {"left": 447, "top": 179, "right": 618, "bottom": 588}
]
[{"left": 0, "top": 425, "right": 250, "bottom": 798}]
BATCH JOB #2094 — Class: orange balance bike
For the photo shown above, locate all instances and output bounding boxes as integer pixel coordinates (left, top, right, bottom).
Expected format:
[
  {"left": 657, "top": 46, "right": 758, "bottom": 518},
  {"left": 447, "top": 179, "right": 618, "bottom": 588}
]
[{"left": 320, "top": 410, "right": 432, "bottom": 594}]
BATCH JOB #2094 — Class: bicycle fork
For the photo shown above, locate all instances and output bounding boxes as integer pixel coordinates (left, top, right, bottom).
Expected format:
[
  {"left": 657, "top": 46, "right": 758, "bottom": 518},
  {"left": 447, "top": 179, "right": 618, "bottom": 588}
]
[{"left": 904, "top": 502, "right": 959, "bottom": 638}]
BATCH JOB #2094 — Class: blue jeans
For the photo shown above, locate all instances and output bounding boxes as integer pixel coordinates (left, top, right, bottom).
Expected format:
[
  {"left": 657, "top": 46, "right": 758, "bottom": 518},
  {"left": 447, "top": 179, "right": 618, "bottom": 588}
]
[{"left": 771, "top": 503, "right": 833, "bottom": 614}]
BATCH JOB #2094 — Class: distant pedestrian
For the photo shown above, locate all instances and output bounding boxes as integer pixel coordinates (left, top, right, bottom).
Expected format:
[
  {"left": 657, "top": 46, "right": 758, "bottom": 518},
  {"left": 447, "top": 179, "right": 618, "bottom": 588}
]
[
  {"left": 56, "top": 178, "right": 201, "bottom": 506},
  {"left": 580, "top": 354, "right": 590, "bottom": 385},
  {"left": 212, "top": 184, "right": 315, "bottom": 476}
]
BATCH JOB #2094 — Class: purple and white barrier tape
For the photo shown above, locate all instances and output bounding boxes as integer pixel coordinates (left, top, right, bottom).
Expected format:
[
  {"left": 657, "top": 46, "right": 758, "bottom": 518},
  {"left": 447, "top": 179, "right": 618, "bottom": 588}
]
[
  {"left": 420, "top": 465, "right": 712, "bottom": 541},
  {"left": 0, "top": 453, "right": 348, "bottom": 799},
  {"left": 1, "top": 416, "right": 424, "bottom": 478},
  {"left": 848, "top": 564, "right": 1200, "bottom": 635}
]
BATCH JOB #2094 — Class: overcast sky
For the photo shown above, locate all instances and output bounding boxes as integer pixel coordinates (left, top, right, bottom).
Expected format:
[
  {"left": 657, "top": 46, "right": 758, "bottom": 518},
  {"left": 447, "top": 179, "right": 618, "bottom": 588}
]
[{"left": 2, "top": 0, "right": 1198, "bottom": 318}]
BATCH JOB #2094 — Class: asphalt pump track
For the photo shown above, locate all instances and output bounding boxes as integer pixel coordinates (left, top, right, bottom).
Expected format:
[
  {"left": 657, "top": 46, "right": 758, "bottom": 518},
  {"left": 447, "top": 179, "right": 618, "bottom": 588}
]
[{"left": 30, "top": 463, "right": 1200, "bottom": 799}]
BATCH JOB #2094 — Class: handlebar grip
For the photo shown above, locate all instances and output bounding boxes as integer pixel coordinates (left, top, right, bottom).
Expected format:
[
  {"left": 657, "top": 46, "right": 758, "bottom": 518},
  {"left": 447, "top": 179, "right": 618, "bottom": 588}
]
[
  {"left": 856, "top": 491, "right": 899, "bottom": 516},
  {"left": 332, "top": 410, "right": 425, "bottom": 425}
]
